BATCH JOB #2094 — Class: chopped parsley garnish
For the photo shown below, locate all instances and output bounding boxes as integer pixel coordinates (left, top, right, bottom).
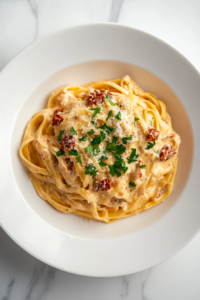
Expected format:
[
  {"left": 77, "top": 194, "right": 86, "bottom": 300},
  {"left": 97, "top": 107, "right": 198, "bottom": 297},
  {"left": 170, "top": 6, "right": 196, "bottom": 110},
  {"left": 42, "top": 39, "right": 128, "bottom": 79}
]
[
  {"left": 106, "top": 110, "right": 113, "bottom": 122},
  {"left": 87, "top": 129, "right": 95, "bottom": 134},
  {"left": 85, "top": 164, "right": 98, "bottom": 178},
  {"left": 99, "top": 161, "right": 107, "bottom": 167},
  {"left": 98, "top": 123, "right": 115, "bottom": 135},
  {"left": 109, "top": 165, "right": 121, "bottom": 177},
  {"left": 146, "top": 140, "right": 156, "bottom": 150},
  {"left": 58, "top": 130, "right": 65, "bottom": 141},
  {"left": 85, "top": 145, "right": 94, "bottom": 158},
  {"left": 98, "top": 155, "right": 108, "bottom": 167},
  {"left": 113, "top": 159, "right": 128, "bottom": 174},
  {"left": 99, "top": 155, "right": 108, "bottom": 161},
  {"left": 115, "top": 112, "right": 121, "bottom": 120},
  {"left": 108, "top": 154, "right": 128, "bottom": 177},
  {"left": 106, "top": 143, "right": 126, "bottom": 155},
  {"left": 139, "top": 165, "right": 146, "bottom": 169},
  {"left": 70, "top": 127, "right": 77, "bottom": 135},
  {"left": 122, "top": 135, "right": 133, "bottom": 145},
  {"left": 90, "top": 107, "right": 101, "bottom": 119},
  {"left": 91, "top": 131, "right": 106, "bottom": 145},
  {"left": 150, "top": 121, "right": 152, "bottom": 126},
  {"left": 129, "top": 182, "right": 137, "bottom": 189},
  {"left": 127, "top": 148, "right": 139, "bottom": 164},
  {"left": 93, "top": 145, "right": 100, "bottom": 153},
  {"left": 79, "top": 134, "right": 88, "bottom": 141},
  {"left": 56, "top": 150, "right": 64, "bottom": 156},
  {"left": 156, "top": 150, "right": 159, "bottom": 154},
  {"left": 69, "top": 150, "right": 79, "bottom": 156},
  {"left": 134, "top": 117, "right": 140, "bottom": 127},
  {"left": 76, "top": 155, "right": 82, "bottom": 163},
  {"left": 85, "top": 145, "right": 100, "bottom": 158},
  {"left": 106, "top": 95, "right": 116, "bottom": 106},
  {"left": 91, "top": 121, "right": 97, "bottom": 126},
  {"left": 113, "top": 154, "right": 123, "bottom": 160},
  {"left": 115, "top": 144, "right": 126, "bottom": 154},
  {"left": 112, "top": 136, "right": 118, "bottom": 144}
]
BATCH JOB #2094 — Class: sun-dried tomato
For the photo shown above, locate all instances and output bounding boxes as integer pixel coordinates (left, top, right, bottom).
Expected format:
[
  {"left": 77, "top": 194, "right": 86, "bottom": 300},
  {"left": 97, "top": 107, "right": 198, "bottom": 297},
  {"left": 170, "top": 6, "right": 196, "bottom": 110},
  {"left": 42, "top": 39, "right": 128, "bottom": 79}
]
[
  {"left": 147, "top": 128, "right": 160, "bottom": 141},
  {"left": 52, "top": 109, "right": 64, "bottom": 126},
  {"left": 87, "top": 90, "right": 111, "bottom": 105},
  {"left": 61, "top": 134, "right": 76, "bottom": 151},
  {"left": 66, "top": 158, "right": 74, "bottom": 171},
  {"left": 160, "top": 144, "right": 176, "bottom": 161},
  {"left": 94, "top": 179, "right": 111, "bottom": 192}
]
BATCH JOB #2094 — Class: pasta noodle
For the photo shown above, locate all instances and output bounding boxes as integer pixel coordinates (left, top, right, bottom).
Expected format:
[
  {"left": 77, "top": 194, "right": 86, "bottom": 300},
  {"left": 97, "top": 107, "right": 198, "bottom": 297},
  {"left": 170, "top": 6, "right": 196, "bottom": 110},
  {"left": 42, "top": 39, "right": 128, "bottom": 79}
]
[{"left": 19, "top": 75, "right": 180, "bottom": 223}]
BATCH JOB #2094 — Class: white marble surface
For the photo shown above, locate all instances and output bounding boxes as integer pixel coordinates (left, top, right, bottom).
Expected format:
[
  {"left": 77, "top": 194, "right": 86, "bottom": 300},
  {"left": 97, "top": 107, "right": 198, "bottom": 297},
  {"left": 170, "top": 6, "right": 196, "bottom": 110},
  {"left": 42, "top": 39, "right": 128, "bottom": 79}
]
[{"left": 1, "top": 0, "right": 200, "bottom": 299}]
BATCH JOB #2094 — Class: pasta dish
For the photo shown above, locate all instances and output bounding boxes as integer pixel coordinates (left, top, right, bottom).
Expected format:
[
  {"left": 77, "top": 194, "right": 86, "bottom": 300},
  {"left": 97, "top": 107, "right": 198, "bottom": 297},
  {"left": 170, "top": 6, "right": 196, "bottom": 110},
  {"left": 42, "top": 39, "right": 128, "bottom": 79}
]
[{"left": 19, "top": 75, "right": 180, "bottom": 223}]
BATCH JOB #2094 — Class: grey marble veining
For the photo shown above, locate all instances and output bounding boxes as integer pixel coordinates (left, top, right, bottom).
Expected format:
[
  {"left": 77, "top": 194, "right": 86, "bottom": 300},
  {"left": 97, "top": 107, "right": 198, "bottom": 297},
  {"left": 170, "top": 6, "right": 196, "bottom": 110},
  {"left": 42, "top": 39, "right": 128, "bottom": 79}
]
[
  {"left": 1, "top": 0, "right": 200, "bottom": 299},
  {"left": 27, "top": 0, "right": 39, "bottom": 40},
  {"left": 108, "top": 0, "right": 124, "bottom": 22}
]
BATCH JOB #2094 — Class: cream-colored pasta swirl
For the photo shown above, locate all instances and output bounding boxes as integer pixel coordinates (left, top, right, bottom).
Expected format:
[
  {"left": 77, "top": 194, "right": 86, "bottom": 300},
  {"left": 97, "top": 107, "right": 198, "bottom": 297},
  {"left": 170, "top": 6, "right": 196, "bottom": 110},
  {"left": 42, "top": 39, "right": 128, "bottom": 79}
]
[{"left": 19, "top": 76, "right": 180, "bottom": 223}]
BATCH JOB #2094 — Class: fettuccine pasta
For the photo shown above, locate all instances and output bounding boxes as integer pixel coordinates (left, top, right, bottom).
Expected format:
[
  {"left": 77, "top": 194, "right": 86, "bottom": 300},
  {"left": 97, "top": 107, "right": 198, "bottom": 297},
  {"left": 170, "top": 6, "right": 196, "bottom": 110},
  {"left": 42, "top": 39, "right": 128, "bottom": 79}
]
[{"left": 19, "top": 75, "right": 180, "bottom": 223}]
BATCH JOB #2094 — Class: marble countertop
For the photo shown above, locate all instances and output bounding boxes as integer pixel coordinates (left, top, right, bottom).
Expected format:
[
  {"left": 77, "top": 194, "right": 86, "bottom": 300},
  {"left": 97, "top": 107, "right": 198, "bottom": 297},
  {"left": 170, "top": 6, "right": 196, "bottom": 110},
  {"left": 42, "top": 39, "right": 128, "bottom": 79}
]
[{"left": 1, "top": 0, "right": 200, "bottom": 299}]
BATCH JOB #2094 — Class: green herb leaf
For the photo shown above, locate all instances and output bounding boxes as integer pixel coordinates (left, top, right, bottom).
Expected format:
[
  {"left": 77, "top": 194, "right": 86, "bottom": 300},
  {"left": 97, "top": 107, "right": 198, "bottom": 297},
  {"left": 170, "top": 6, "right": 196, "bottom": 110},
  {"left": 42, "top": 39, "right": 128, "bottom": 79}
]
[
  {"left": 99, "top": 155, "right": 108, "bottom": 161},
  {"left": 112, "top": 136, "right": 118, "bottom": 144},
  {"left": 149, "top": 121, "right": 152, "bottom": 126},
  {"left": 85, "top": 145, "right": 94, "bottom": 158},
  {"left": 91, "top": 121, "right": 97, "bottom": 126},
  {"left": 115, "top": 112, "right": 121, "bottom": 120},
  {"left": 146, "top": 140, "right": 156, "bottom": 150},
  {"left": 134, "top": 117, "right": 140, "bottom": 127},
  {"left": 122, "top": 135, "right": 133, "bottom": 145},
  {"left": 99, "top": 161, "right": 107, "bottom": 167},
  {"left": 87, "top": 129, "right": 95, "bottom": 134},
  {"left": 85, "top": 164, "right": 98, "bottom": 178},
  {"left": 116, "top": 144, "right": 126, "bottom": 154},
  {"left": 56, "top": 150, "right": 64, "bottom": 156},
  {"left": 127, "top": 148, "right": 139, "bottom": 164},
  {"left": 93, "top": 145, "right": 100, "bottom": 153},
  {"left": 106, "top": 110, "right": 113, "bottom": 122},
  {"left": 129, "top": 182, "right": 137, "bottom": 188},
  {"left": 108, "top": 165, "right": 115, "bottom": 176},
  {"left": 70, "top": 127, "right": 77, "bottom": 135},
  {"left": 79, "top": 134, "right": 88, "bottom": 141},
  {"left": 109, "top": 165, "right": 121, "bottom": 177},
  {"left": 156, "top": 150, "right": 159, "bottom": 154},
  {"left": 76, "top": 155, "right": 82, "bottom": 163},
  {"left": 91, "top": 131, "right": 106, "bottom": 145},
  {"left": 106, "top": 143, "right": 126, "bottom": 155},
  {"left": 106, "top": 142, "right": 116, "bottom": 150},
  {"left": 69, "top": 150, "right": 78, "bottom": 156},
  {"left": 90, "top": 107, "right": 101, "bottom": 119},
  {"left": 113, "top": 154, "right": 123, "bottom": 160},
  {"left": 58, "top": 130, "right": 65, "bottom": 141},
  {"left": 139, "top": 165, "right": 146, "bottom": 169},
  {"left": 98, "top": 155, "right": 108, "bottom": 166},
  {"left": 106, "top": 95, "right": 116, "bottom": 106},
  {"left": 98, "top": 123, "right": 115, "bottom": 135},
  {"left": 113, "top": 159, "right": 128, "bottom": 174}
]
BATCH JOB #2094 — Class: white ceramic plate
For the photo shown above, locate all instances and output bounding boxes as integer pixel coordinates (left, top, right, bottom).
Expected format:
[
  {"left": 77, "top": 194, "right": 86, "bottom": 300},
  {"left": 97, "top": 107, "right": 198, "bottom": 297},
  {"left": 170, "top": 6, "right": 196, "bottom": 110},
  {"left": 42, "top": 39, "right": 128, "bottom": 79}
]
[{"left": 0, "top": 23, "right": 200, "bottom": 277}]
